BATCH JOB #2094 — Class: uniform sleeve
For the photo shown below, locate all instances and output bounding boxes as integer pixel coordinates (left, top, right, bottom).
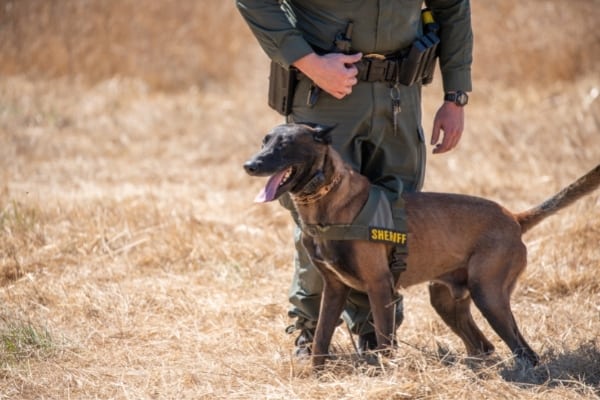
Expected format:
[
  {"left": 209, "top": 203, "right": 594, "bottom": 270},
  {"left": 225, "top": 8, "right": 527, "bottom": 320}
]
[
  {"left": 426, "top": 0, "right": 473, "bottom": 92},
  {"left": 235, "top": 0, "right": 314, "bottom": 67}
]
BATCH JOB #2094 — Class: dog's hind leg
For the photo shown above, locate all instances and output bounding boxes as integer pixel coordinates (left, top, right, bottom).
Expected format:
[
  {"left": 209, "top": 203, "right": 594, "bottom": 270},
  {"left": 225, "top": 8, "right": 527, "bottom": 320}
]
[
  {"left": 467, "top": 243, "right": 540, "bottom": 366},
  {"left": 428, "top": 282, "right": 495, "bottom": 357},
  {"left": 469, "top": 283, "right": 539, "bottom": 366}
]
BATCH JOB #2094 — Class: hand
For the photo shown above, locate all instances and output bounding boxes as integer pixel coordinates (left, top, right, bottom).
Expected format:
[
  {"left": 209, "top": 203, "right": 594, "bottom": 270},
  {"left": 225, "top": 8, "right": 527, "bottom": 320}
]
[
  {"left": 430, "top": 101, "right": 465, "bottom": 154},
  {"left": 293, "top": 52, "right": 363, "bottom": 99}
]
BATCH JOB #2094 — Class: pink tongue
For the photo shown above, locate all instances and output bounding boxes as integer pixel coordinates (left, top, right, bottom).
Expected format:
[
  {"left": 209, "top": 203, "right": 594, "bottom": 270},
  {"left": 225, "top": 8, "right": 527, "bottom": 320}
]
[{"left": 254, "top": 169, "right": 289, "bottom": 203}]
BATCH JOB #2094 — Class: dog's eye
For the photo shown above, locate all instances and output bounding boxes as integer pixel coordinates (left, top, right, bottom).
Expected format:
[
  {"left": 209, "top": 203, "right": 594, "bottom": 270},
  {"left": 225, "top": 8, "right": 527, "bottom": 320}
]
[
  {"left": 277, "top": 138, "right": 291, "bottom": 149},
  {"left": 262, "top": 134, "right": 272, "bottom": 146}
]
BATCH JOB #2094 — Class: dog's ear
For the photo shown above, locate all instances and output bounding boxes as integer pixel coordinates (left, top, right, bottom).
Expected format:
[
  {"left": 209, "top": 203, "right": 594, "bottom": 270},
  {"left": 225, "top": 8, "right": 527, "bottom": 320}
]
[{"left": 302, "top": 123, "right": 335, "bottom": 145}]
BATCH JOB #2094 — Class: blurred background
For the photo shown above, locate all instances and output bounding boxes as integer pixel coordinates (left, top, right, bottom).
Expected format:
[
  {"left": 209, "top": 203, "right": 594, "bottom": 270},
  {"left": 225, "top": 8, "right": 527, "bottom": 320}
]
[
  {"left": 1, "top": 0, "right": 598, "bottom": 90},
  {"left": 0, "top": 1, "right": 599, "bottom": 398}
]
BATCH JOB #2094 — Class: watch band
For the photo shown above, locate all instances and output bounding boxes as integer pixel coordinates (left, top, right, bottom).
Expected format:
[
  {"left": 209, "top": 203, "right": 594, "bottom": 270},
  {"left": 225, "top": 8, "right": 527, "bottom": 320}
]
[{"left": 444, "top": 91, "right": 469, "bottom": 106}]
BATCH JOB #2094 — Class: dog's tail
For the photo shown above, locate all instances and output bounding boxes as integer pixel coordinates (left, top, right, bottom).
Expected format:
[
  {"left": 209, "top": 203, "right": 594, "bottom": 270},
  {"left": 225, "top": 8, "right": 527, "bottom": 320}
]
[{"left": 516, "top": 164, "right": 600, "bottom": 234}]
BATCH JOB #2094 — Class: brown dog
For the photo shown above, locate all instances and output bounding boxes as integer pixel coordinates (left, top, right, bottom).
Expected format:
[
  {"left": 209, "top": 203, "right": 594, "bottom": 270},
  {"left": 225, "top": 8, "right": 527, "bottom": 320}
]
[{"left": 243, "top": 123, "right": 600, "bottom": 369}]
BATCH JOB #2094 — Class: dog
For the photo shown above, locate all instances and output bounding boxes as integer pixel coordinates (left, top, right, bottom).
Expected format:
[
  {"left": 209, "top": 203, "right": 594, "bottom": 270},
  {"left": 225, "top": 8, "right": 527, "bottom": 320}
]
[{"left": 243, "top": 122, "right": 600, "bottom": 369}]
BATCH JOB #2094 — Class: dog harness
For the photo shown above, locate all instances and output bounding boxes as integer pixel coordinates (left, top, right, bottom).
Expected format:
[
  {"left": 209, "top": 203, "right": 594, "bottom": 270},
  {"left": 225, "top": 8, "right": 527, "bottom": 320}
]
[
  {"left": 301, "top": 186, "right": 408, "bottom": 252},
  {"left": 301, "top": 186, "right": 408, "bottom": 278}
]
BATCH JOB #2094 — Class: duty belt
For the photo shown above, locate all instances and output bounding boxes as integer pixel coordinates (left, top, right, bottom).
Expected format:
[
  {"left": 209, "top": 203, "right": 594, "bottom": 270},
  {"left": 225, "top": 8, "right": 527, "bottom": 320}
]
[{"left": 354, "top": 29, "right": 440, "bottom": 86}]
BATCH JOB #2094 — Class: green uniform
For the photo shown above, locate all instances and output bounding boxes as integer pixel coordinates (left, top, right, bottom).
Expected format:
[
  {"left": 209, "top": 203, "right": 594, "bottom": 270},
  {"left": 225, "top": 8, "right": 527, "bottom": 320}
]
[{"left": 236, "top": 0, "right": 473, "bottom": 335}]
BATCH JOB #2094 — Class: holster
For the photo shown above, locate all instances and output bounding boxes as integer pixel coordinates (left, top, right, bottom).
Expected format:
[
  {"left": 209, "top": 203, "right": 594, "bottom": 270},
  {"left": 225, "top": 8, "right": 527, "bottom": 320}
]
[{"left": 268, "top": 61, "right": 298, "bottom": 116}]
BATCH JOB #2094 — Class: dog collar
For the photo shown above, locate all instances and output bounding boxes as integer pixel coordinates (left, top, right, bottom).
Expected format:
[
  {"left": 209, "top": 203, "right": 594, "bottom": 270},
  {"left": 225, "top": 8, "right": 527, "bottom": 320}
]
[{"left": 292, "top": 172, "right": 342, "bottom": 205}]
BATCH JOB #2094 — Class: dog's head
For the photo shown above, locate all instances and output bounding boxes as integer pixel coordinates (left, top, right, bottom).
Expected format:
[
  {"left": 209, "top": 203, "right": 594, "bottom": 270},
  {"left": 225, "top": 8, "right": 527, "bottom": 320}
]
[{"left": 243, "top": 123, "right": 334, "bottom": 202}]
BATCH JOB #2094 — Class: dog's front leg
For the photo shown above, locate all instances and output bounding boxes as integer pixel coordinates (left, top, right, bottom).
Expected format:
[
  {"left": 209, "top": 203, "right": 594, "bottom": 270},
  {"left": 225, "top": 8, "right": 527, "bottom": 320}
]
[
  {"left": 312, "top": 273, "right": 349, "bottom": 369},
  {"left": 367, "top": 274, "right": 397, "bottom": 352},
  {"left": 354, "top": 242, "right": 397, "bottom": 352}
]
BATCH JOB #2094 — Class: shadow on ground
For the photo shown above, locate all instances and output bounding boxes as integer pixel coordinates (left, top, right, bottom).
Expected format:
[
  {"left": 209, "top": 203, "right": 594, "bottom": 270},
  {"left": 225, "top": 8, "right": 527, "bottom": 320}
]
[{"left": 500, "top": 340, "right": 600, "bottom": 392}]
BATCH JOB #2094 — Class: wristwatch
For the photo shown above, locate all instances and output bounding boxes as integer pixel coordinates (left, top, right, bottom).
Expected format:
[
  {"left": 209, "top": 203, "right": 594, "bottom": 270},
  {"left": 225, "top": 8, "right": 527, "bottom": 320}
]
[{"left": 444, "top": 91, "right": 469, "bottom": 106}]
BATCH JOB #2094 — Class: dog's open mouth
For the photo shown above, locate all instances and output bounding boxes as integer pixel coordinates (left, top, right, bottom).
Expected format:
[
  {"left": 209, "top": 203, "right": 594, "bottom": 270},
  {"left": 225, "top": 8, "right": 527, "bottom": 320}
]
[{"left": 254, "top": 167, "right": 294, "bottom": 203}]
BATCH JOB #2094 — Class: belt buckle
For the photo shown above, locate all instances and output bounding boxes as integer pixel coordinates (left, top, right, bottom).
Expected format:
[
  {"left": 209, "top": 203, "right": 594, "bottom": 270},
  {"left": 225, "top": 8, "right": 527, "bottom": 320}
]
[{"left": 363, "top": 53, "right": 387, "bottom": 61}]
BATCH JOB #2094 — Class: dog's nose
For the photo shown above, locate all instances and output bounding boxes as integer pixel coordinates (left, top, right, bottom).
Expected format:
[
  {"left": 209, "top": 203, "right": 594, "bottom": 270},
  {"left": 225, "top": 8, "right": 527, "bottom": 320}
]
[{"left": 243, "top": 160, "right": 260, "bottom": 175}]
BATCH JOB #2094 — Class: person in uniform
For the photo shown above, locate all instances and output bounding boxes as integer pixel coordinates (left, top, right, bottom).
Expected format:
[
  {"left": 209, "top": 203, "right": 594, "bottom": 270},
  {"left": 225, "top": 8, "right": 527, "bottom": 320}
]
[{"left": 236, "top": 0, "right": 473, "bottom": 354}]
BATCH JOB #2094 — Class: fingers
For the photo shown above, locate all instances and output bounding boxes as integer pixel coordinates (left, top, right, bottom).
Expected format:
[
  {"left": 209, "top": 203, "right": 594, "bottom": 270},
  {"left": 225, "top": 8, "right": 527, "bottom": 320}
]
[
  {"left": 342, "top": 52, "right": 363, "bottom": 65},
  {"left": 340, "top": 53, "right": 360, "bottom": 96},
  {"left": 431, "top": 102, "right": 464, "bottom": 154},
  {"left": 314, "top": 52, "right": 363, "bottom": 99},
  {"left": 430, "top": 119, "right": 441, "bottom": 147},
  {"left": 432, "top": 128, "right": 462, "bottom": 154},
  {"left": 432, "top": 125, "right": 460, "bottom": 153},
  {"left": 433, "top": 132, "right": 458, "bottom": 154},
  {"left": 332, "top": 86, "right": 353, "bottom": 99},
  {"left": 335, "top": 65, "right": 359, "bottom": 99}
]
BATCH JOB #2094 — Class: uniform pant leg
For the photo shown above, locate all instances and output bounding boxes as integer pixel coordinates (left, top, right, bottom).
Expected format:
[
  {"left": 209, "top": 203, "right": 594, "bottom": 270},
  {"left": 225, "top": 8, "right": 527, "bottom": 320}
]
[
  {"left": 286, "top": 224, "right": 321, "bottom": 331},
  {"left": 285, "top": 79, "right": 425, "bottom": 334},
  {"left": 339, "top": 82, "right": 426, "bottom": 334},
  {"left": 285, "top": 78, "right": 370, "bottom": 332}
]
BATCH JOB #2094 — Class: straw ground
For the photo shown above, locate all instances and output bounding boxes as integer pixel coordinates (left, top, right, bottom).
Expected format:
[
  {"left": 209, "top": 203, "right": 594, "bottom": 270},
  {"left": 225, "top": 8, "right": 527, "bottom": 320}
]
[{"left": 0, "top": 1, "right": 599, "bottom": 399}]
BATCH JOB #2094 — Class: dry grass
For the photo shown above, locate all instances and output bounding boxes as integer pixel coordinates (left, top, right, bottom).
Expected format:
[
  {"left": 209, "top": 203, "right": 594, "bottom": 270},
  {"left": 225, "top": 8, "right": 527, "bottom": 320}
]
[{"left": 0, "top": 1, "right": 599, "bottom": 399}]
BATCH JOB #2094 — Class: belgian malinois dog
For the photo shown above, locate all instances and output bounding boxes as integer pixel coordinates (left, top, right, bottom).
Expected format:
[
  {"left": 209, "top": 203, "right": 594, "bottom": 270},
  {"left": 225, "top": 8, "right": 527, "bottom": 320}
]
[{"left": 243, "top": 123, "right": 600, "bottom": 369}]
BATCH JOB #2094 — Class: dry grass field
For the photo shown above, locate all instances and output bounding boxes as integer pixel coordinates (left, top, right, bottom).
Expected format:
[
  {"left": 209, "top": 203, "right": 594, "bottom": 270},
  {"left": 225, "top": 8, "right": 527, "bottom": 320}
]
[{"left": 0, "top": 1, "right": 599, "bottom": 399}]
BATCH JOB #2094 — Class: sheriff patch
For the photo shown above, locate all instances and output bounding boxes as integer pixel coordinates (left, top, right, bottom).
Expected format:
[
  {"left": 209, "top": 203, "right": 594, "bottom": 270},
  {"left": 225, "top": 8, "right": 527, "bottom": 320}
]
[{"left": 369, "top": 227, "right": 407, "bottom": 246}]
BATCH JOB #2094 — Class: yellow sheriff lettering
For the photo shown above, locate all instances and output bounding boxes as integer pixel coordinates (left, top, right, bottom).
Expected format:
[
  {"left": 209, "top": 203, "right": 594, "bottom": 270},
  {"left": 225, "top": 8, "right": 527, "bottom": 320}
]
[{"left": 369, "top": 228, "right": 406, "bottom": 245}]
